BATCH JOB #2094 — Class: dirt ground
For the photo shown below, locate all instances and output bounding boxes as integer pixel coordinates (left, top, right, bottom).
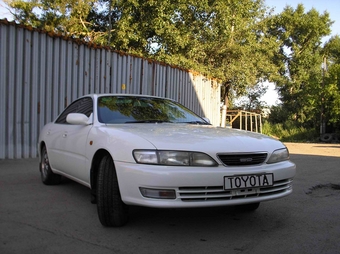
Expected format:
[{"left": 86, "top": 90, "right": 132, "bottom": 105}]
[{"left": 285, "top": 142, "right": 340, "bottom": 157}]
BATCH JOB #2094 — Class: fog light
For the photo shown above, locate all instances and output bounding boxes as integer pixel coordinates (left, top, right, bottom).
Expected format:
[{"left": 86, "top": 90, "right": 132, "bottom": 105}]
[{"left": 139, "top": 188, "right": 176, "bottom": 199}]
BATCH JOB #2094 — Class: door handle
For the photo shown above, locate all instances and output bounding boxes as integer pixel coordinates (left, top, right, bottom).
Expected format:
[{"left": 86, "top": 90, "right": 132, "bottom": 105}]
[{"left": 62, "top": 133, "right": 67, "bottom": 138}]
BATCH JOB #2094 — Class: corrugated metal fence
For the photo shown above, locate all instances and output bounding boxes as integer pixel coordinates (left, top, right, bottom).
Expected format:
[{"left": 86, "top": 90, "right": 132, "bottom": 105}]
[{"left": 0, "top": 20, "right": 221, "bottom": 159}]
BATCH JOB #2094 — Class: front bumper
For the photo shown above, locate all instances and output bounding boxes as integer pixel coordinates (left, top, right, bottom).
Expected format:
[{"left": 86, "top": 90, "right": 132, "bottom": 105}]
[{"left": 114, "top": 160, "right": 296, "bottom": 208}]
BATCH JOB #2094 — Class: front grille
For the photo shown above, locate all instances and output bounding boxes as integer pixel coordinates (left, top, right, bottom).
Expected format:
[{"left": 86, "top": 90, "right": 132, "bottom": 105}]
[
  {"left": 217, "top": 153, "right": 267, "bottom": 166},
  {"left": 178, "top": 179, "right": 293, "bottom": 202}
]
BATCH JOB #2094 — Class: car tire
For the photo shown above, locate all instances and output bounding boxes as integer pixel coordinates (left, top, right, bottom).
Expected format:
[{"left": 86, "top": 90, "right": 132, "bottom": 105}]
[
  {"left": 96, "top": 155, "right": 129, "bottom": 227},
  {"left": 236, "top": 202, "right": 260, "bottom": 211},
  {"left": 320, "top": 133, "right": 332, "bottom": 143},
  {"left": 40, "top": 146, "right": 61, "bottom": 185}
]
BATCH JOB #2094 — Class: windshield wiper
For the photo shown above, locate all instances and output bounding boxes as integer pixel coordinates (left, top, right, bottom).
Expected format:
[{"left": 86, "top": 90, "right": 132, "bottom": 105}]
[
  {"left": 125, "top": 120, "right": 172, "bottom": 123},
  {"left": 180, "top": 121, "right": 210, "bottom": 125}
]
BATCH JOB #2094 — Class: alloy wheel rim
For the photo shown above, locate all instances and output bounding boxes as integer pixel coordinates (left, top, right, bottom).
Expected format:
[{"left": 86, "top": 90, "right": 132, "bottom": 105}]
[{"left": 42, "top": 150, "right": 49, "bottom": 178}]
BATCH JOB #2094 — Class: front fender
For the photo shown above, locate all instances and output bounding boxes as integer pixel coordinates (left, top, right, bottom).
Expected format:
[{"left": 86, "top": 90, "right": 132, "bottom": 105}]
[{"left": 86, "top": 126, "right": 156, "bottom": 164}]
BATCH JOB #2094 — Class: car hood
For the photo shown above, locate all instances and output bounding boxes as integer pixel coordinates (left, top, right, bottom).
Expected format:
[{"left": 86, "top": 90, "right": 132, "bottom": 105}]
[{"left": 105, "top": 123, "right": 284, "bottom": 153}]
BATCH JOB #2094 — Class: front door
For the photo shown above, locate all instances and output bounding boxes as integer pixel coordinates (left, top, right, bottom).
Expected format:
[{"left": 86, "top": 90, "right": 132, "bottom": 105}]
[{"left": 50, "top": 97, "right": 93, "bottom": 184}]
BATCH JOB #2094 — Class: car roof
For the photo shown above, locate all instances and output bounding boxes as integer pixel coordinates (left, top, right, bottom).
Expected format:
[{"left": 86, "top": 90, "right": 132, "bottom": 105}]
[{"left": 81, "top": 93, "right": 172, "bottom": 100}]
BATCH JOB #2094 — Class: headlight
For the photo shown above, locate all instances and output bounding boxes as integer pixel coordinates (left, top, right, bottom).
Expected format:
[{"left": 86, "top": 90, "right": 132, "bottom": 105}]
[
  {"left": 267, "top": 148, "right": 289, "bottom": 164},
  {"left": 133, "top": 150, "right": 218, "bottom": 166}
]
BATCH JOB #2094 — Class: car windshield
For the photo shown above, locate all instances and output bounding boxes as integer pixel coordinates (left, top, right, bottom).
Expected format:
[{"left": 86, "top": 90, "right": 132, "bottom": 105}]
[{"left": 97, "top": 96, "right": 209, "bottom": 124}]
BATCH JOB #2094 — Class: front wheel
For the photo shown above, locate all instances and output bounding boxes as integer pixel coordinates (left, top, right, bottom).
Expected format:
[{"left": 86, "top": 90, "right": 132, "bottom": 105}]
[
  {"left": 40, "top": 146, "right": 61, "bottom": 185},
  {"left": 96, "top": 155, "right": 129, "bottom": 227}
]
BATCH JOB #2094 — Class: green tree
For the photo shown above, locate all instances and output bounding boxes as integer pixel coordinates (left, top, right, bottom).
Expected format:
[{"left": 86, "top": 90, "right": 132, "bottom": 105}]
[
  {"left": 234, "top": 82, "right": 268, "bottom": 111},
  {"left": 187, "top": 0, "right": 280, "bottom": 107},
  {"left": 6, "top": 0, "right": 101, "bottom": 40},
  {"left": 267, "top": 4, "right": 333, "bottom": 131},
  {"left": 322, "top": 36, "right": 340, "bottom": 131}
]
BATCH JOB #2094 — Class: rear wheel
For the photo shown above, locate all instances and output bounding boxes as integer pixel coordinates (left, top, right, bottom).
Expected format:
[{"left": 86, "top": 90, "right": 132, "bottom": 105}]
[
  {"left": 236, "top": 202, "right": 260, "bottom": 212},
  {"left": 40, "top": 146, "right": 61, "bottom": 185},
  {"left": 96, "top": 155, "right": 129, "bottom": 227}
]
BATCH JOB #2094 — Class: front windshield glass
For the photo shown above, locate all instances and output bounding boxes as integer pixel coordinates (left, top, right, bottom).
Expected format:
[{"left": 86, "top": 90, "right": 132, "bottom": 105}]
[{"left": 97, "top": 96, "right": 209, "bottom": 124}]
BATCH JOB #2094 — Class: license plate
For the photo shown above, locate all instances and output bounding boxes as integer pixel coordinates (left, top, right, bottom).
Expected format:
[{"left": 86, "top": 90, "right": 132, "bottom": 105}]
[{"left": 224, "top": 174, "right": 273, "bottom": 190}]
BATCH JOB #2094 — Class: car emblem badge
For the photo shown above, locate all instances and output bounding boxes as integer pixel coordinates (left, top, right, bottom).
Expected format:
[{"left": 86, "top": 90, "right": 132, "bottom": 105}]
[{"left": 240, "top": 158, "right": 253, "bottom": 162}]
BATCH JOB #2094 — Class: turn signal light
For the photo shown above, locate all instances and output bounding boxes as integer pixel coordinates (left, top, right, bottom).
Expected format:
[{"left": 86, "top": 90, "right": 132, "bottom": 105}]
[{"left": 139, "top": 188, "right": 176, "bottom": 199}]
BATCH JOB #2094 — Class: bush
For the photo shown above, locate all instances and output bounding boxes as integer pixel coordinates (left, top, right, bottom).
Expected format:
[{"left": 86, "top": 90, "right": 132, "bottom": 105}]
[{"left": 262, "top": 121, "right": 319, "bottom": 142}]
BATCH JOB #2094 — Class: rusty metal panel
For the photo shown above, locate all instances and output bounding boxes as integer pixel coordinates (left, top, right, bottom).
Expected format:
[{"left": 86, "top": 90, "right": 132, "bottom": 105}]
[
  {"left": 139, "top": 59, "right": 148, "bottom": 95},
  {"left": 0, "top": 21, "right": 221, "bottom": 159},
  {"left": 30, "top": 30, "right": 40, "bottom": 158},
  {"left": 0, "top": 22, "right": 8, "bottom": 159}
]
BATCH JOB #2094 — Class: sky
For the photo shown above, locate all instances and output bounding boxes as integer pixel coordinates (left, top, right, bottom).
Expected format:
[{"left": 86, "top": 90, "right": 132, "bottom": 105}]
[
  {"left": 1, "top": 0, "right": 339, "bottom": 106},
  {"left": 0, "top": 1, "right": 10, "bottom": 19}
]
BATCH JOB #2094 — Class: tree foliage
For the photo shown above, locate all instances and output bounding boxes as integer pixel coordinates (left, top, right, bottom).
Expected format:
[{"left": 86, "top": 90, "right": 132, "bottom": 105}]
[
  {"left": 267, "top": 4, "right": 336, "bottom": 133},
  {"left": 6, "top": 0, "right": 103, "bottom": 40},
  {"left": 322, "top": 36, "right": 340, "bottom": 130},
  {"left": 234, "top": 82, "right": 268, "bottom": 111}
]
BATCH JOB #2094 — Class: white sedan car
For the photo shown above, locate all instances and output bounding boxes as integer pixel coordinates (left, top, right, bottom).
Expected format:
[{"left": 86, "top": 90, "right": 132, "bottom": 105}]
[{"left": 38, "top": 94, "right": 296, "bottom": 227}]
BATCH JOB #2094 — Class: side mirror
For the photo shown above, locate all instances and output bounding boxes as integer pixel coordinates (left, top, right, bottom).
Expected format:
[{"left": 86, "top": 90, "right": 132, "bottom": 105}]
[{"left": 66, "top": 113, "right": 91, "bottom": 125}]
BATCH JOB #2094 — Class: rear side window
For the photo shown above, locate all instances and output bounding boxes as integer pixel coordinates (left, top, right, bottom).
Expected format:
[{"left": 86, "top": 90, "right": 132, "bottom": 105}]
[{"left": 55, "top": 97, "right": 93, "bottom": 124}]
